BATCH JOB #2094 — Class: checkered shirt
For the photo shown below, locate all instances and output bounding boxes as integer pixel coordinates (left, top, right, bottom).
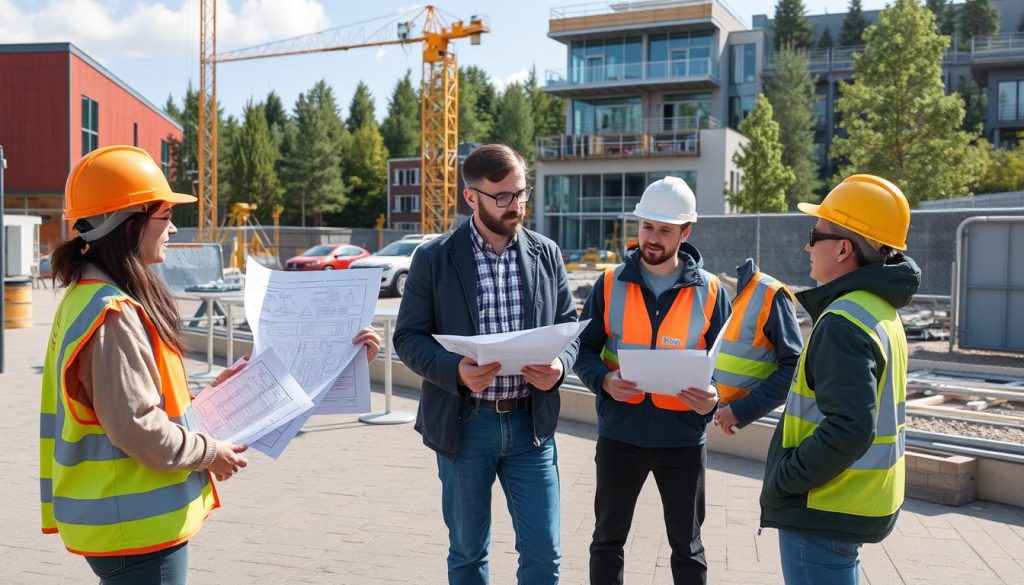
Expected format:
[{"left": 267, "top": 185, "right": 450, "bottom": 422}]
[{"left": 469, "top": 220, "right": 529, "bottom": 400}]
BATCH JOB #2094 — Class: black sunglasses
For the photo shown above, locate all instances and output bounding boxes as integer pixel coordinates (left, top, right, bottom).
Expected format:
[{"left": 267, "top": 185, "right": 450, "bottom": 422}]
[
  {"left": 808, "top": 229, "right": 849, "bottom": 247},
  {"left": 469, "top": 185, "right": 533, "bottom": 208}
]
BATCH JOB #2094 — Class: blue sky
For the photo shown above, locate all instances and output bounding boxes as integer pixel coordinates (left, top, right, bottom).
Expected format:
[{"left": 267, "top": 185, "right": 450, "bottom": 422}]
[{"left": 2, "top": 0, "right": 892, "bottom": 122}]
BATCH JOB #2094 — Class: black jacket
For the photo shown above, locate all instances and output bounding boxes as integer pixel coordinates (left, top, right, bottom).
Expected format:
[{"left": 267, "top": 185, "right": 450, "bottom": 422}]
[
  {"left": 760, "top": 254, "right": 921, "bottom": 543},
  {"left": 392, "top": 220, "right": 579, "bottom": 460}
]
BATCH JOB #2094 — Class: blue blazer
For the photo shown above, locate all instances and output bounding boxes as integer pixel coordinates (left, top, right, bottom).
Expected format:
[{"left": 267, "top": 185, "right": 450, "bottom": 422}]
[{"left": 393, "top": 220, "right": 579, "bottom": 459}]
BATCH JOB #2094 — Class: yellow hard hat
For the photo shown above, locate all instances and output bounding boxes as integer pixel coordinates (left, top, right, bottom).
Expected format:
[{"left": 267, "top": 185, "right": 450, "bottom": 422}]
[
  {"left": 65, "top": 145, "right": 196, "bottom": 221},
  {"left": 797, "top": 174, "right": 910, "bottom": 250}
]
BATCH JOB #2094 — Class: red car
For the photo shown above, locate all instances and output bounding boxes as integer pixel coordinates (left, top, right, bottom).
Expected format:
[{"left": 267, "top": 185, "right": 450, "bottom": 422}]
[{"left": 285, "top": 244, "right": 370, "bottom": 271}]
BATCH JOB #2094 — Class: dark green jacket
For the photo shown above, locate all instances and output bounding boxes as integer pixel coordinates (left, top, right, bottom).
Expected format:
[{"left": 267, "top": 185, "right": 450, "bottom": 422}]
[{"left": 760, "top": 254, "right": 921, "bottom": 543}]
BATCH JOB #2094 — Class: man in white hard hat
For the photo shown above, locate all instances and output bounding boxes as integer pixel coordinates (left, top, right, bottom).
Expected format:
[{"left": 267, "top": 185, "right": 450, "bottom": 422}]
[{"left": 574, "top": 176, "right": 731, "bottom": 585}]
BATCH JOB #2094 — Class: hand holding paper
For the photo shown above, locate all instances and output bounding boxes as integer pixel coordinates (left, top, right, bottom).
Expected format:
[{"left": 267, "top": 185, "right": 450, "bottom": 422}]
[{"left": 434, "top": 320, "right": 590, "bottom": 377}]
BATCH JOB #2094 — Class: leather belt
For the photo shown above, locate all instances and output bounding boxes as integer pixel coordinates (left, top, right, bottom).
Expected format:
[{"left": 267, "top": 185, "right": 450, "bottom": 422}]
[{"left": 476, "top": 396, "right": 531, "bottom": 413}]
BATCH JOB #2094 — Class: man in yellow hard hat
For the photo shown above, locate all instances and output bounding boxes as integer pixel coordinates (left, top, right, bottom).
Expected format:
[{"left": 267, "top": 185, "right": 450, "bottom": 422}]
[{"left": 760, "top": 174, "right": 921, "bottom": 584}]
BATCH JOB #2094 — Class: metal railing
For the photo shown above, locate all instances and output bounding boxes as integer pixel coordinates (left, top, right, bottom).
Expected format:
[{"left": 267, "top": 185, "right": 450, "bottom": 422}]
[
  {"left": 550, "top": 0, "right": 746, "bottom": 27},
  {"left": 536, "top": 130, "right": 701, "bottom": 160},
  {"left": 546, "top": 57, "right": 719, "bottom": 89}
]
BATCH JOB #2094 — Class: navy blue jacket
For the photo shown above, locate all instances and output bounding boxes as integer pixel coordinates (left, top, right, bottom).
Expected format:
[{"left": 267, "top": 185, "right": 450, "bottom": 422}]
[
  {"left": 392, "top": 220, "right": 579, "bottom": 460},
  {"left": 574, "top": 244, "right": 732, "bottom": 448}
]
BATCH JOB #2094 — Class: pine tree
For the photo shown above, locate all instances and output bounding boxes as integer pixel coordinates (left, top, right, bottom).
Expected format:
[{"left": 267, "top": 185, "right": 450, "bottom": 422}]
[
  {"left": 925, "top": 0, "right": 956, "bottom": 37},
  {"left": 957, "top": 76, "right": 987, "bottom": 133},
  {"left": 765, "top": 49, "right": 820, "bottom": 209},
  {"left": 459, "top": 66, "right": 497, "bottom": 142},
  {"left": 960, "top": 0, "right": 1000, "bottom": 46},
  {"left": 729, "top": 95, "right": 793, "bottom": 213},
  {"left": 772, "top": 0, "right": 814, "bottom": 51},
  {"left": 818, "top": 26, "right": 835, "bottom": 49},
  {"left": 341, "top": 121, "right": 389, "bottom": 227},
  {"left": 831, "top": 0, "right": 985, "bottom": 205},
  {"left": 264, "top": 91, "right": 288, "bottom": 137},
  {"left": 345, "top": 81, "right": 376, "bottom": 134},
  {"left": 527, "top": 67, "right": 564, "bottom": 137},
  {"left": 839, "top": 0, "right": 868, "bottom": 46},
  {"left": 490, "top": 83, "right": 535, "bottom": 164},
  {"left": 226, "top": 101, "right": 283, "bottom": 214},
  {"left": 380, "top": 70, "right": 420, "bottom": 158}
]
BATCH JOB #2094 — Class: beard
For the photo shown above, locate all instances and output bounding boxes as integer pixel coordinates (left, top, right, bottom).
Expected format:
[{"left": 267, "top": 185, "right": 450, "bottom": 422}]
[
  {"left": 478, "top": 204, "right": 524, "bottom": 238},
  {"left": 640, "top": 242, "right": 675, "bottom": 266}
]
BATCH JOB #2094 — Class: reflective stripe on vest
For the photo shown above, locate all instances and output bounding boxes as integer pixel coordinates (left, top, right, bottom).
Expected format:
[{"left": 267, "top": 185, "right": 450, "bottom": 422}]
[
  {"left": 781, "top": 291, "right": 908, "bottom": 518},
  {"left": 713, "top": 272, "right": 792, "bottom": 404},
  {"left": 40, "top": 281, "right": 218, "bottom": 556},
  {"left": 600, "top": 264, "right": 719, "bottom": 411}
]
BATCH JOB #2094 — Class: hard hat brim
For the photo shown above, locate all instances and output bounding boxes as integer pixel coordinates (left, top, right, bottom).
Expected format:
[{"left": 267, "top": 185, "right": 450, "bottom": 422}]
[
  {"left": 796, "top": 201, "right": 821, "bottom": 217},
  {"left": 633, "top": 208, "right": 697, "bottom": 225},
  {"left": 63, "top": 190, "right": 197, "bottom": 220}
]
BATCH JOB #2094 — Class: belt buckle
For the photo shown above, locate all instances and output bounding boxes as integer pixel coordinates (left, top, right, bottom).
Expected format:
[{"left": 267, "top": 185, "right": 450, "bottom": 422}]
[{"left": 496, "top": 398, "right": 513, "bottom": 414}]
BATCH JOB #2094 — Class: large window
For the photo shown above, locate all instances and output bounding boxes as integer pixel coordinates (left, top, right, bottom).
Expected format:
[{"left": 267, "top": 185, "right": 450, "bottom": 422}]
[
  {"left": 729, "top": 95, "right": 755, "bottom": 130},
  {"left": 392, "top": 168, "right": 421, "bottom": 186},
  {"left": 160, "top": 140, "right": 171, "bottom": 177},
  {"left": 395, "top": 195, "right": 420, "bottom": 213},
  {"left": 572, "top": 97, "right": 642, "bottom": 134},
  {"left": 661, "top": 93, "right": 712, "bottom": 129},
  {"left": 570, "top": 36, "right": 642, "bottom": 84},
  {"left": 81, "top": 96, "right": 99, "bottom": 155},
  {"left": 730, "top": 44, "right": 756, "bottom": 84},
  {"left": 998, "top": 80, "right": 1024, "bottom": 121},
  {"left": 647, "top": 31, "right": 714, "bottom": 79}
]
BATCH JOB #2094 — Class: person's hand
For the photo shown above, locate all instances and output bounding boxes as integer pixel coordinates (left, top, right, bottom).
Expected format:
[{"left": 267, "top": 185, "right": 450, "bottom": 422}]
[
  {"left": 713, "top": 404, "right": 739, "bottom": 435},
  {"left": 458, "top": 358, "right": 501, "bottom": 393},
  {"left": 211, "top": 355, "right": 250, "bottom": 387},
  {"left": 676, "top": 386, "right": 719, "bottom": 415},
  {"left": 522, "top": 358, "right": 563, "bottom": 391},
  {"left": 352, "top": 327, "right": 382, "bottom": 362},
  {"left": 602, "top": 370, "right": 644, "bottom": 402},
  {"left": 209, "top": 442, "right": 248, "bottom": 481}
]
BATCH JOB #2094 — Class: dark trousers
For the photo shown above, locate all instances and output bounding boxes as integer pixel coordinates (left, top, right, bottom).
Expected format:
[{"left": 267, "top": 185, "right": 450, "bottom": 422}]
[
  {"left": 590, "top": 436, "right": 707, "bottom": 585},
  {"left": 85, "top": 541, "right": 188, "bottom": 585}
]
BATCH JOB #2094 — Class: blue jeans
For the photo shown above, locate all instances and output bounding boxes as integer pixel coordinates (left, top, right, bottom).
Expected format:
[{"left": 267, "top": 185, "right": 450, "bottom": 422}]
[
  {"left": 778, "top": 529, "right": 862, "bottom": 585},
  {"left": 436, "top": 406, "right": 560, "bottom": 585},
  {"left": 85, "top": 541, "right": 189, "bottom": 584}
]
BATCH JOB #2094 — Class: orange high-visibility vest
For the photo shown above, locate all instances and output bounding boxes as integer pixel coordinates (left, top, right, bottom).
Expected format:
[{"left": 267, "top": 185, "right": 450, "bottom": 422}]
[
  {"left": 599, "top": 264, "right": 720, "bottom": 411},
  {"left": 714, "top": 272, "right": 794, "bottom": 404},
  {"left": 40, "top": 280, "right": 218, "bottom": 556}
]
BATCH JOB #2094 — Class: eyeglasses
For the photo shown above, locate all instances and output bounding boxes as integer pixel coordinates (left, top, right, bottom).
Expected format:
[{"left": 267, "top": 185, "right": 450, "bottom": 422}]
[
  {"left": 469, "top": 185, "right": 533, "bottom": 208},
  {"left": 808, "top": 229, "right": 849, "bottom": 247}
]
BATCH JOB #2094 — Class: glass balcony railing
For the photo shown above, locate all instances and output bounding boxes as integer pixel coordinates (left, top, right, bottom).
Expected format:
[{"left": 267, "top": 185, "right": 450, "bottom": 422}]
[
  {"left": 536, "top": 130, "right": 701, "bottom": 161},
  {"left": 546, "top": 58, "right": 720, "bottom": 89}
]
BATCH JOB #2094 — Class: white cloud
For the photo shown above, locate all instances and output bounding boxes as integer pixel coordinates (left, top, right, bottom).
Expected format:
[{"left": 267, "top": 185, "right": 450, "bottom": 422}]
[
  {"left": 0, "top": 0, "right": 332, "bottom": 60},
  {"left": 375, "top": 47, "right": 389, "bottom": 61},
  {"left": 495, "top": 67, "right": 530, "bottom": 91}
]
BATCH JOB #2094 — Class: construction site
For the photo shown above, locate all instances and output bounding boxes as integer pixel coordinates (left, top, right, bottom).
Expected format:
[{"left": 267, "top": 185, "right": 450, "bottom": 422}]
[{"left": 3, "top": 0, "right": 1024, "bottom": 583}]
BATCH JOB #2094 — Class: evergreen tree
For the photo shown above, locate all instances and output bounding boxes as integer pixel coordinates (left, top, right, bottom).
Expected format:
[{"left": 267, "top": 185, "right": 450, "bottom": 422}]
[
  {"left": 459, "top": 66, "right": 497, "bottom": 142},
  {"left": 263, "top": 91, "right": 288, "bottom": 137},
  {"left": 164, "top": 95, "right": 183, "bottom": 123},
  {"left": 527, "top": 67, "right": 564, "bottom": 137},
  {"left": 960, "top": 0, "right": 1000, "bottom": 46},
  {"left": 281, "top": 80, "right": 348, "bottom": 226},
  {"left": 217, "top": 115, "right": 241, "bottom": 207},
  {"left": 957, "top": 76, "right": 987, "bottom": 133},
  {"left": 728, "top": 95, "right": 793, "bottom": 213},
  {"left": 341, "top": 121, "right": 389, "bottom": 227},
  {"left": 345, "top": 81, "right": 376, "bottom": 134},
  {"left": 490, "top": 83, "right": 535, "bottom": 164},
  {"left": 772, "top": 0, "right": 814, "bottom": 51},
  {"left": 925, "top": 0, "right": 956, "bottom": 37},
  {"left": 818, "top": 26, "right": 835, "bottom": 49},
  {"left": 765, "top": 49, "right": 820, "bottom": 209},
  {"left": 226, "top": 101, "right": 283, "bottom": 214},
  {"left": 831, "top": 0, "right": 985, "bottom": 205},
  {"left": 380, "top": 70, "right": 420, "bottom": 158},
  {"left": 839, "top": 0, "right": 868, "bottom": 46}
]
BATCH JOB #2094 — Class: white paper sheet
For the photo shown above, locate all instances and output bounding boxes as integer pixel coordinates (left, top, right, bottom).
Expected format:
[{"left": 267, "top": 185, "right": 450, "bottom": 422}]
[
  {"left": 315, "top": 346, "right": 371, "bottom": 415},
  {"left": 244, "top": 258, "right": 382, "bottom": 399},
  {"left": 433, "top": 320, "right": 590, "bottom": 376},
  {"left": 616, "top": 349, "right": 713, "bottom": 396},
  {"left": 192, "top": 349, "right": 314, "bottom": 445}
]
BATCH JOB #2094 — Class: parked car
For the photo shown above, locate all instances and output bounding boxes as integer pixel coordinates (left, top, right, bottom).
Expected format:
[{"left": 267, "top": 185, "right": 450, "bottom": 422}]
[
  {"left": 284, "top": 244, "right": 369, "bottom": 271},
  {"left": 349, "top": 234, "right": 441, "bottom": 296}
]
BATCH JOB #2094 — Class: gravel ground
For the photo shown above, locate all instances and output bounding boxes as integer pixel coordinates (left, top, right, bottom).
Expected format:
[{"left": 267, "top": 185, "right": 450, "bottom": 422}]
[{"left": 908, "top": 415, "right": 1024, "bottom": 444}]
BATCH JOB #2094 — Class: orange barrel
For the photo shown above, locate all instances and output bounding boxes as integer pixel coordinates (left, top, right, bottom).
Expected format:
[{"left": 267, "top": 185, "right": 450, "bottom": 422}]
[{"left": 4, "top": 277, "right": 33, "bottom": 329}]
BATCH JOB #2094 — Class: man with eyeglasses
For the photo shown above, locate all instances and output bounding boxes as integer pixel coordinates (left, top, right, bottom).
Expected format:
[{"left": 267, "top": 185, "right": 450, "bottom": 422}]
[
  {"left": 574, "top": 176, "right": 731, "bottom": 585},
  {"left": 393, "top": 144, "right": 578, "bottom": 585},
  {"left": 760, "top": 175, "right": 921, "bottom": 584}
]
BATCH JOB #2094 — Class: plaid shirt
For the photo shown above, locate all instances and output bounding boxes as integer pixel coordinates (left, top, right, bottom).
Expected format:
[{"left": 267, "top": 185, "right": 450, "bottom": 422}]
[{"left": 469, "top": 220, "right": 529, "bottom": 400}]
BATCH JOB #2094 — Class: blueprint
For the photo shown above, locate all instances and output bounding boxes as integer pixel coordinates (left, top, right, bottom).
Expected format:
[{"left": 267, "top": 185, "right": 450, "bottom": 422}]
[
  {"left": 192, "top": 349, "right": 313, "bottom": 445},
  {"left": 433, "top": 320, "right": 590, "bottom": 376},
  {"left": 244, "top": 258, "right": 382, "bottom": 398}
]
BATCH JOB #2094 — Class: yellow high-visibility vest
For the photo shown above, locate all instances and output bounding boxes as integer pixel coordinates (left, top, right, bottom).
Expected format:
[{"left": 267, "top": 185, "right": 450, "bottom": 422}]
[
  {"left": 40, "top": 280, "right": 218, "bottom": 556},
  {"left": 781, "top": 290, "right": 907, "bottom": 517}
]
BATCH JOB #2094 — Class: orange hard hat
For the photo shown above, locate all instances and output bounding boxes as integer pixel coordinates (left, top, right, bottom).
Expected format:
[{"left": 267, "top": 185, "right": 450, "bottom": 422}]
[
  {"left": 797, "top": 174, "right": 910, "bottom": 250},
  {"left": 65, "top": 145, "right": 196, "bottom": 221}
]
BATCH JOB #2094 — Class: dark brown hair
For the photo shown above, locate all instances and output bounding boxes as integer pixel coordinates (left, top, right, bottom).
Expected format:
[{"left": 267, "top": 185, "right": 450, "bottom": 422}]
[
  {"left": 462, "top": 144, "right": 527, "bottom": 185},
  {"left": 51, "top": 206, "right": 186, "bottom": 353}
]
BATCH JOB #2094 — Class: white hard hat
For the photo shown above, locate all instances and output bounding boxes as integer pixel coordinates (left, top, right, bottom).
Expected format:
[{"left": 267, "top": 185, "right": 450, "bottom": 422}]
[{"left": 633, "top": 177, "right": 697, "bottom": 224}]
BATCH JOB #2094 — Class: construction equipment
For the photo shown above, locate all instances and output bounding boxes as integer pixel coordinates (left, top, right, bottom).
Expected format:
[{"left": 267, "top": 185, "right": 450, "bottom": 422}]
[
  {"left": 197, "top": 4, "right": 488, "bottom": 242},
  {"left": 220, "top": 203, "right": 277, "bottom": 271}
]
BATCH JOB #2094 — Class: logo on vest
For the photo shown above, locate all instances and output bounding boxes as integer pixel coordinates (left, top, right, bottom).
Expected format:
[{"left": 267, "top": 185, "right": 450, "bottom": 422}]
[{"left": 661, "top": 336, "right": 681, "bottom": 347}]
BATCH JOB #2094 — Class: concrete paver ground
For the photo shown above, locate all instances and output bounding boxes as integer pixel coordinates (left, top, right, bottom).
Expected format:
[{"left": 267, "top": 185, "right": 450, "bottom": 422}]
[{"left": 3, "top": 288, "right": 1024, "bottom": 584}]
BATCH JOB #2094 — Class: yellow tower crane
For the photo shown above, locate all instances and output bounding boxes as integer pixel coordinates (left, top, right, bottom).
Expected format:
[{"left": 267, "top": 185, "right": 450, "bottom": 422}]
[{"left": 196, "top": 4, "right": 488, "bottom": 241}]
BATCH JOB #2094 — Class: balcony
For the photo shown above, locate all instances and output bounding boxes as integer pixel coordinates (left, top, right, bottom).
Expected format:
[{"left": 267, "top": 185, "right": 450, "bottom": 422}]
[
  {"left": 537, "top": 118, "right": 716, "bottom": 161},
  {"left": 546, "top": 58, "right": 720, "bottom": 97},
  {"left": 548, "top": 1, "right": 743, "bottom": 37}
]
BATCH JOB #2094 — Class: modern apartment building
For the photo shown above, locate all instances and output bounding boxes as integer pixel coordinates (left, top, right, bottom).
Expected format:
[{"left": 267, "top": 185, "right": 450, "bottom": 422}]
[{"left": 536, "top": 0, "right": 1024, "bottom": 252}]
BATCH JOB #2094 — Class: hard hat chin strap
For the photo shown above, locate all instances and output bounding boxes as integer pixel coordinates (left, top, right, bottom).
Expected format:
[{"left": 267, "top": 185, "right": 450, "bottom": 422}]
[{"left": 77, "top": 204, "right": 149, "bottom": 243}]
